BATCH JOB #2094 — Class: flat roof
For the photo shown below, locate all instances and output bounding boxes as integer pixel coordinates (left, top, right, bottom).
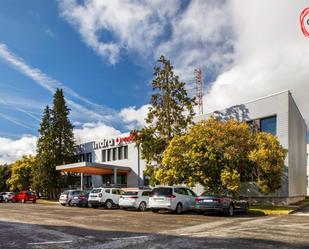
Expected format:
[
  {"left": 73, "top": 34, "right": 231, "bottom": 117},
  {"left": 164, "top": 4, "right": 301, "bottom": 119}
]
[{"left": 56, "top": 162, "right": 131, "bottom": 175}]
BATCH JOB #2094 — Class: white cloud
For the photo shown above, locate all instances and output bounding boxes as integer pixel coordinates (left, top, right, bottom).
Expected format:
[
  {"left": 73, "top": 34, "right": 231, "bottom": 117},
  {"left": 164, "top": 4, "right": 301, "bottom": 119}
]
[
  {"left": 203, "top": 0, "right": 309, "bottom": 125},
  {"left": 58, "top": 0, "right": 180, "bottom": 64},
  {"left": 45, "top": 29, "right": 55, "bottom": 38},
  {"left": 74, "top": 122, "right": 121, "bottom": 144},
  {"left": 119, "top": 104, "right": 150, "bottom": 130},
  {"left": 0, "top": 136, "right": 37, "bottom": 164}
]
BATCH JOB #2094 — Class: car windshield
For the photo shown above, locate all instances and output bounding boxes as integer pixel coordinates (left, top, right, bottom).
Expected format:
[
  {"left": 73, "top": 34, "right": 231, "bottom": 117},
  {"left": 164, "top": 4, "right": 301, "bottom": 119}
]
[
  {"left": 91, "top": 189, "right": 102, "bottom": 193},
  {"left": 151, "top": 188, "right": 172, "bottom": 197},
  {"left": 123, "top": 191, "right": 138, "bottom": 196}
]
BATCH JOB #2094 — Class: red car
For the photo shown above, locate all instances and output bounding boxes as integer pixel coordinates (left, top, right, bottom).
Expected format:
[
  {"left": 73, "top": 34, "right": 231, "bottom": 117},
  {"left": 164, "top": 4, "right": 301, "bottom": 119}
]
[{"left": 14, "top": 191, "right": 36, "bottom": 203}]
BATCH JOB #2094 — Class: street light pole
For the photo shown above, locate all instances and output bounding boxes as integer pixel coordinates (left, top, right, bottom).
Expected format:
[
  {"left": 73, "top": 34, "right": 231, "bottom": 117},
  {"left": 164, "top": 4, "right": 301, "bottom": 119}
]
[{"left": 137, "top": 143, "right": 140, "bottom": 188}]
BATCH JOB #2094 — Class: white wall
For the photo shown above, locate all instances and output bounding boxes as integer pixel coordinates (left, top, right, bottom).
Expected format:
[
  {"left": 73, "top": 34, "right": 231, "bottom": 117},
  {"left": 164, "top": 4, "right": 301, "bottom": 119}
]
[{"left": 195, "top": 90, "right": 307, "bottom": 198}]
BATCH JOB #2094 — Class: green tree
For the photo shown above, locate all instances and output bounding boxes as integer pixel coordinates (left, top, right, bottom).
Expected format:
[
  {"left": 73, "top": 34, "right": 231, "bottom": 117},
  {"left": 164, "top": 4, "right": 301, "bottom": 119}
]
[
  {"left": 161, "top": 118, "right": 286, "bottom": 194},
  {"left": 7, "top": 155, "right": 37, "bottom": 192},
  {"left": 32, "top": 105, "right": 54, "bottom": 196},
  {"left": 0, "top": 164, "right": 12, "bottom": 191},
  {"left": 141, "top": 55, "right": 195, "bottom": 185},
  {"left": 35, "top": 89, "right": 76, "bottom": 198}
]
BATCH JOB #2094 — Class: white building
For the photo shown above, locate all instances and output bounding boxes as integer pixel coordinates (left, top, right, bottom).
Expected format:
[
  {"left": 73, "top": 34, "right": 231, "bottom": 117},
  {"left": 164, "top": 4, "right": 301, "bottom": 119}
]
[
  {"left": 57, "top": 90, "right": 307, "bottom": 204},
  {"left": 195, "top": 90, "right": 307, "bottom": 205}
]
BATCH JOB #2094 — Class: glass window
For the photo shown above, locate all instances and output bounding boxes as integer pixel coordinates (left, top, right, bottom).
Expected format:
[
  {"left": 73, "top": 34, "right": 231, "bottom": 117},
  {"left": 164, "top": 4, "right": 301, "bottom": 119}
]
[
  {"left": 123, "top": 191, "right": 138, "bottom": 196},
  {"left": 150, "top": 187, "right": 172, "bottom": 197},
  {"left": 105, "top": 189, "right": 110, "bottom": 193},
  {"left": 107, "top": 149, "right": 111, "bottom": 161},
  {"left": 118, "top": 147, "right": 123, "bottom": 160},
  {"left": 113, "top": 148, "right": 117, "bottom": 161},
  {"left": 124, "top": 146, "right": 128, "bottom": 159},
  {"left": 186, "top": 189, "right": 197, "bottom": 197},
  {"left": 102, "top": 150, "right": 106, "bottom": 162},
  {"left": 260, "top": 115, "right": 277, "bottom": 135},
  {"left": 86, "top": 153, "right": 92, "bottom": 162},
  {"left": 142, "top": 191, "right": 151, "bottom": 196}
]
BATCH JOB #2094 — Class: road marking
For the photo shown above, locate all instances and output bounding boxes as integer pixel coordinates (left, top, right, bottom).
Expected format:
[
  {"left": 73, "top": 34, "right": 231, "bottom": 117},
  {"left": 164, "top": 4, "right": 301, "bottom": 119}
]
[
  {"left": 27, "top": 240, "right": 73, "bottom": 245},
  {"left": 111, "top": 235, "right": 149, "bottom": 241}
]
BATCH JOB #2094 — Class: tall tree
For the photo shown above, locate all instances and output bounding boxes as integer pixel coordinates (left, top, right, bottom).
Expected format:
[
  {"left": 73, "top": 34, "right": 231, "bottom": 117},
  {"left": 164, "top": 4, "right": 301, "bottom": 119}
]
[
  {"left": 35, "top": 89, "right": 76, "bottom": 198},
  {"left": 32, "top": 105, "right": 54, "bottom": 196},
  {"left": 51, "top": 89, "right": 75, "bottom": 166},
  {"left": 141, "top": 55, "right": 195, "bottom": 185}
]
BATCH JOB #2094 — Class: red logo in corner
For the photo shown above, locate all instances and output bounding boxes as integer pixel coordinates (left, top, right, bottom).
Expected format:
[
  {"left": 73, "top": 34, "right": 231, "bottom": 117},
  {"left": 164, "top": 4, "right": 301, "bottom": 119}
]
[{"left": 300, "top": 7, "right": 309, "bottom": 37}]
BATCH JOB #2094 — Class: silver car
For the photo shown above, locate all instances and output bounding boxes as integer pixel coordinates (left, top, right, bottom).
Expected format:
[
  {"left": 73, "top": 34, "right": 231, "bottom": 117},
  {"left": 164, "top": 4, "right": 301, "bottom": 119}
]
[
  {"left": 0, "top": 192, "right": 16, "bottom": 202},
  {"left": 119, "top": 189, "right": 152, "bottom": 211},
  {"left": 149, "top": 186, "right": 197, "bottom": 214}
]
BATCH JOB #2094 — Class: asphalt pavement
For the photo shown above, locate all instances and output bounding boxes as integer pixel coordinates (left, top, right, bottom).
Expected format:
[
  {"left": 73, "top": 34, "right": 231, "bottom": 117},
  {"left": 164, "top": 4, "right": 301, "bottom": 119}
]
[{"left": 0, "top": 202, "right": 309, "bottom": 249}]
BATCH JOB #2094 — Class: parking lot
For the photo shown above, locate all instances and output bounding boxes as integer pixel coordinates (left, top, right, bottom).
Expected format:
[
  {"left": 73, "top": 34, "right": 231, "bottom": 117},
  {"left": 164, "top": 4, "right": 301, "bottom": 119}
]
[{"left": 1, "top": 203, "right": 309, "bottom": 248}]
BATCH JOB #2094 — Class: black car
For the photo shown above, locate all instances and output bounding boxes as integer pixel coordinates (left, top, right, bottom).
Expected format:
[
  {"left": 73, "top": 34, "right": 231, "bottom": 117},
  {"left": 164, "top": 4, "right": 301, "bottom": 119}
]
[
  {"left": 195, "top": 192, "right": 249, "bottom": 216},
  {"left": 71, "top": 191, "right": 90, "bottom": 207}
]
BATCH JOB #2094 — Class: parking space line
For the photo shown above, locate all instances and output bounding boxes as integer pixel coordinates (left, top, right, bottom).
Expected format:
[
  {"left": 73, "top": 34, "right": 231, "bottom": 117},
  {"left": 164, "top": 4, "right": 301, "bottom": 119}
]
[{"left": 27, "top": 240, "right": 73, "bottom": 245}]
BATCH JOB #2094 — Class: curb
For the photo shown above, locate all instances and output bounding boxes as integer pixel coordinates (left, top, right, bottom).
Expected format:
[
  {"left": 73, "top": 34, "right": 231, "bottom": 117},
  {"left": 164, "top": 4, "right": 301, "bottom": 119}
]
[{"left": 289, "top": 202, "right": 309, "bottom": 214}]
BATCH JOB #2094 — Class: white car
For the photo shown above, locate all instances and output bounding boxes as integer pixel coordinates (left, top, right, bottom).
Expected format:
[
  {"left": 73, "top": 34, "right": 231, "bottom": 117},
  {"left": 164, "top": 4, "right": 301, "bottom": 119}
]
[
  {"left": 0, "top": 192, "right": 16, "bottom": 202},
  {"left": 149, "top": 186, "right": 197, "bottom": 214},
  {"left": 119, "top": 189, "right": 152, "bottom": 211},
  {"left": 88, "top": 188, "right": 124, "bottom": 209}
]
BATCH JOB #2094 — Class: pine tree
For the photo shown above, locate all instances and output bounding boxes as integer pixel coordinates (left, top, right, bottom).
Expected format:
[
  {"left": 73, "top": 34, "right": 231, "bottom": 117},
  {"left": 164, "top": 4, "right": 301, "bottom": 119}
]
[
  {"left": 51, "top": 89, "right": 75, "bottom": 166},
  {"left": 141, "top": 55, "right": 195, "bottom": 184},
  {"left": 32, "top": 105, "right": 54, "bottom": 196}
]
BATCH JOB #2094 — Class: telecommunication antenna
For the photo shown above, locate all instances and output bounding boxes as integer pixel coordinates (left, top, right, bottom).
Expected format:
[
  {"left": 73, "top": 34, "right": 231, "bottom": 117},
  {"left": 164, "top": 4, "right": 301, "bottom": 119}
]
[{"left": 194, "top": 68, "right": 203, "bottom": 115}]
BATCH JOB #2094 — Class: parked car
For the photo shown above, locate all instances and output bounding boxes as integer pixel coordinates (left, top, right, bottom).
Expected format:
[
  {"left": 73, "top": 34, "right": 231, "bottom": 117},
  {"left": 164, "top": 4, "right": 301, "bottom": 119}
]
[
  {"left": 71, "top": 191, "right": 90, "bottom": 207},
  {"left": 119, "top": 189, "right": 152, "bottom": 211},
  {"left": 195, "top": 192, "right": 249, "bottom": 216},
  {"left": 14, "top": 191, "right": 36, "bottom": 203},
  {"left": 59, "top": 190, "right": 83, "bottom": 206},
  {"left": 0, "top": 192, "right": 16, "bottom": 202},
  {"left": 88, "top": 188, "right": 124, "bottom": 209},
  {"left": 149, "top": 186, "right": 197, "bottom": 214}
]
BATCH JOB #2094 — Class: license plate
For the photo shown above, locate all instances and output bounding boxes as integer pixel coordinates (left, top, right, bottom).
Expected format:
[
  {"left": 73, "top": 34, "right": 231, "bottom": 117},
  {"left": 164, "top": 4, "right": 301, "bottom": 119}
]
[
  {"left": 203, "top": 199, "right": 213, "bottom": 203},
  {"left": 154, "top": 198, "right": 164, "bottom": 201},
  {"left": 74, "top": 196, "right": 78, "bottom": 199}
]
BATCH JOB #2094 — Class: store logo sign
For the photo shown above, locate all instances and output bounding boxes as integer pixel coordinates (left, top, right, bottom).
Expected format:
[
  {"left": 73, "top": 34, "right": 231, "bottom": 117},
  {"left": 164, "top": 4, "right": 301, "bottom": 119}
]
[
  {"left": 300, "top": 7, "right": 309, "bottom": 38},
  {"left": 93, "top": 134, "right": 134, "bottom": 150}
]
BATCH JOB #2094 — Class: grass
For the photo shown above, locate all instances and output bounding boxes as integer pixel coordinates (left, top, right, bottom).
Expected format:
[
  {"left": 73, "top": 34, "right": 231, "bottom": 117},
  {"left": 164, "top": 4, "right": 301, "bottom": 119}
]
[
  {"left": 36, "top": 199, "right": 58, "bottom": 205},
  {"left": 249, "top": 197, "right": 309, "bottom": 215}
]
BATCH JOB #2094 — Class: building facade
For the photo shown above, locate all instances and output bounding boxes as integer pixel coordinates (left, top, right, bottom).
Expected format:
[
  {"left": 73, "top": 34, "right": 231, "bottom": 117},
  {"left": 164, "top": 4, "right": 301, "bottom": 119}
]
[{"left": 195, "top": 90, "right": 307, "bottom": 204}]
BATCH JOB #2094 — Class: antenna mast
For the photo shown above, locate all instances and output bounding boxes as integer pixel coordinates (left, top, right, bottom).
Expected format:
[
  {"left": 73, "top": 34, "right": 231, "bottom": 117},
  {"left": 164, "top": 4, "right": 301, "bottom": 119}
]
[{"left": 194, "top": 68, "right": 203, "bottom": 115}]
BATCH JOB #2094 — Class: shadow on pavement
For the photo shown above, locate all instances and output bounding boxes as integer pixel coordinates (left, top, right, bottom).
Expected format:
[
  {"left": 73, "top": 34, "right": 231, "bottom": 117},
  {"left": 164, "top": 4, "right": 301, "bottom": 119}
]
[{"left": 0, "top": 220, "right": 308, "bottom": 249}]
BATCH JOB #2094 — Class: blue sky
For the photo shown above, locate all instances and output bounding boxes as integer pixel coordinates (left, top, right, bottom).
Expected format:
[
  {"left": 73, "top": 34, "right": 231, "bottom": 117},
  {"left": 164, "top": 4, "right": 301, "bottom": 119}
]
[{"left": 0, "top": 0, "right": 309, "bottom": 163}]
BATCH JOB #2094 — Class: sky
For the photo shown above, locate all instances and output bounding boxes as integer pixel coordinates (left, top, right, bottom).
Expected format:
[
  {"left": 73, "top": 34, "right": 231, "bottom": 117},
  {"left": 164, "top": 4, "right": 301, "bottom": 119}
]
[{"left": 0, "top": 0, "right": 309, "bottom": 164}]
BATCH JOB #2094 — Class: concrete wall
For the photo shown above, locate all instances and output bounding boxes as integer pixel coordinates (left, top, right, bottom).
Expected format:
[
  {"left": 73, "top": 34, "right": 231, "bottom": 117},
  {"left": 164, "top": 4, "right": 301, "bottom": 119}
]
[
  {"left": 195, "top": 90, "right": 307, "bottom": 201},
  {"left": 288, "top": 94, "right": 307, "bottom": 197}
]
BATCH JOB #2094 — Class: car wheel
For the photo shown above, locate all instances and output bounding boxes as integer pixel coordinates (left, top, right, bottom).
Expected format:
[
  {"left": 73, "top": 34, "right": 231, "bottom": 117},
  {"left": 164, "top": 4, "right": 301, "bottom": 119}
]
[
  {"left": 139, "top": 202, "right": 147, "bottom": 212},
  {"left": 197, "top": 210, "right": 204, "bottom": 215},
  {"left": 227, "top": 205, "right": 234, "bottom": 216},
  {"left": 175, "top": 203, "right": 183, "bottom": 215},
  {"left": 120, "top": 207, "right": 127, "bottom": 210},
  {"left": 151, "top": 209, "right": 159, "bottom": 213},
  {"left": 4, "top": 198, "right": 8, "bottom": 203},
  {"left": 61, "top": 203, "right": 66, "bottom": 206},
  {"left": 22, "top": 199, "right": 26, "bottom": 203},
  {"left": 91, "top": 204, "right": 98, "bottom": 209},
  {"left": 105, "top": 200, "right": 113, "bottom": 209},
  {"left": 68, "top": 200, "right": 72, "bottom": 207},
  {"left": 32, "top": 200, "right": 36, "bottom": 204}
]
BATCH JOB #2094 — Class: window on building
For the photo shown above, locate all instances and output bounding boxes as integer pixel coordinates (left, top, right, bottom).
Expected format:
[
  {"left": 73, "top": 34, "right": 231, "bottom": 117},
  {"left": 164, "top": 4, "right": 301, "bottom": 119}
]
[
  {"left": 112, "top": 148, "right": 117, "bottom": 161},
  {"left": 124, "top": 146, "right": 128, "bottom": 159},
  {"left": 107, "top": 149, "right": 111, "bottom": 161},
  {"left": 118, "top": 146, "right": 123, "bottom": 160},
  {"left": 86, "top": 153, "right": 92, "bottom": 162},
  {"left": 102, "top": 150, "right": 106, "bottom": 162},
  {"left": 260, "top": 115, "right": 277, "bottom": 135}
]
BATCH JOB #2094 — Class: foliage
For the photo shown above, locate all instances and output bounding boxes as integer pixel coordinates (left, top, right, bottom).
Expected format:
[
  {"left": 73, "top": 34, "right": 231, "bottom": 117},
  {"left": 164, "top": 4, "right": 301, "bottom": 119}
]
[
  {"left": 7, "top": 155, "right": 37, "bottom": 191},
  {"left": 0, "top": 164, "right": 12, "bottom": 191},
  {"left": 249, "top": 132, "right": 286, "bottom": 193},
  {"left": 140, "top": 55, "right": 195, "bottom": 184},
  {"left": 161, "top": 117, "right": 286, "bottom": 194},
  {"left": 34, "top": 89, "right": 76, "bottom": 198}
]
